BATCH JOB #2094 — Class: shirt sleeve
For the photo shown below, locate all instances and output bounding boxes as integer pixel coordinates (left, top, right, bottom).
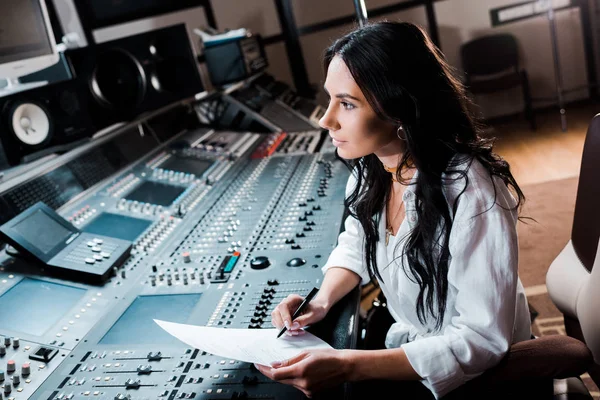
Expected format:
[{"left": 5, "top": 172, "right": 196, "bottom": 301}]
[
  {"left": 401, "top": 166, "right": 520, "bottom": 398},
  {"left": 321, "top": 171, "right": 371, "bottom": 285}
]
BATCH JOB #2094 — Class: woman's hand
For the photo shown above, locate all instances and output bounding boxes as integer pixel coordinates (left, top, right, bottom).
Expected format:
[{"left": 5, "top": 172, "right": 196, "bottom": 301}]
[
  {"left": 254, "top": 349, "right": 351, "bottom": 398},
  {"left": 271, "top": 294, "right": 328, "bottom": 336}
]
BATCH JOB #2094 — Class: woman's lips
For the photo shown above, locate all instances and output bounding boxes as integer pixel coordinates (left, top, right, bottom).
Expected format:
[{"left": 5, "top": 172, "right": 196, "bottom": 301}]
[{"left": 330, "top": 135, "right": 346, "bottom": 147}]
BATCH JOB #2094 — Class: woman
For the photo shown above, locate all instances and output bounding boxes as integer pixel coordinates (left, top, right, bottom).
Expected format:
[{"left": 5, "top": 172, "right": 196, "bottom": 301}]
[{"left": 254, "top": 21, "right": 532, "bottom": 399}]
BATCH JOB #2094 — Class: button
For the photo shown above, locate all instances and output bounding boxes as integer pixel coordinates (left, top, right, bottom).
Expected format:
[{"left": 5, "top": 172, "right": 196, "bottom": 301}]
[
  {"left": 87, "top": 241, "right": 95, "bottom": 247},
  {"left": 93, "top": 254, "right": 103, "bottom": 261},
  {"left": 93, "top": 238, "right": 103, "bottom": 245},
  {"left": 101, "top": 252, "right": 110, "bottom": 258},
  {"left": 91, "top": 246, "right": 101, "bottom": 252},
  {"left": 85, "top": 258, "right": 95, "bottom": 265}
]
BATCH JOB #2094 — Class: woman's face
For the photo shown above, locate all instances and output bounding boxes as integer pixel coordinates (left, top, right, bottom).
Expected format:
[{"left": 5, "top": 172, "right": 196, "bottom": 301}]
[{"left": 319, "top": 55, "right": 399, "bottom": 160}]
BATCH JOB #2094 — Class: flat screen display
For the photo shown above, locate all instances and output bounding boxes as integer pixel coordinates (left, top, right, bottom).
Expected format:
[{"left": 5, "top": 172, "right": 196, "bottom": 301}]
[
  {"left": 99, "top": 294, "right": 201, "bottom": 345},
  {"left": 124, "top": 181, "right": 185, "bottom": 207},
  {"left": 0, "top": 278, "right": 85, "bottom": 336},
  {"left": 160, "top": 157, "right": 214, "bottom": 176},
  {"left": 83, "top": 213, "right": 151, "bottom": 242},
  {"left": 13, "top": 209, "right": 73, "bottom": 254},
  {"left": 0, "top": 0, "right": 53, "bottom": 64}
]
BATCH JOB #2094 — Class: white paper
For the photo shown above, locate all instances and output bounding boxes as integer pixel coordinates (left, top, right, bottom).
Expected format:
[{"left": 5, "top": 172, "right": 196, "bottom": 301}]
[{"left": 154, "top": 319, "right": 333, "bottom": 366}]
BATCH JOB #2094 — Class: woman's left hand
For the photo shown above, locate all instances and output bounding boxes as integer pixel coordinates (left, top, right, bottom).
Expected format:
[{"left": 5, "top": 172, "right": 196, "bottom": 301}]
[{"left": 254, "top": 349, "right": 351, "bottom": 398}]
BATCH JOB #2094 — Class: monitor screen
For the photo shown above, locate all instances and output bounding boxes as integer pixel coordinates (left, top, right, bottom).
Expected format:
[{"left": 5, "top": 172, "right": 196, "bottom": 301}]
[
  {"left": 13, "top": 209, "right": 74, "bottom": 254},
  {"left": 0, "top": 0, "right": 54, "bottom": 64},
  {"left": 0, "top": 278, "right": 86, "bottom": 336},
  {"left": 99, "top": 294, "right": 201, "bottom": 345}
]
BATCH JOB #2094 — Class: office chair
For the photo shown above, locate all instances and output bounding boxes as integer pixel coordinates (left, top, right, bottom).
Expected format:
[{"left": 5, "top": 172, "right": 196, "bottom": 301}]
[
  {"left": 358, "top": 284, "right": 592, "bottom": 397},
  {"left": 460, "top": 33, "right": 536, "bottom": 131},
  {"left": 547, "top": 113, "right": 600, "bottom": 388}
]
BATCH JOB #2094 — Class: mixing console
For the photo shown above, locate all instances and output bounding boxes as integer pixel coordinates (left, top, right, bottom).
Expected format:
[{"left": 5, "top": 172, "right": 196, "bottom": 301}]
[{"left": 0, "top": 114, "right": 357, "bottom": 400}]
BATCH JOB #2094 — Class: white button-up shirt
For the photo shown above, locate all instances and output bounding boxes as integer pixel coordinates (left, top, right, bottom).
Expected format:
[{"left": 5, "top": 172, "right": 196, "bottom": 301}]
[{"left": 322, "top": 159, "right": 532, "bottom": 398}]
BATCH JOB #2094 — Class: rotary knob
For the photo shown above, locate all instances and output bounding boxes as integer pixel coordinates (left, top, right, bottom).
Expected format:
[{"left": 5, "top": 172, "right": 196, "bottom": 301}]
[
  {"left": 250, "top": 256, "right": 270, "bottom": 270},
  {"left": 6, "top": 360, "right": 15, "bottom": 373},
  {"left": 21, "top": 363, "right": 30, "bottom": 376}
]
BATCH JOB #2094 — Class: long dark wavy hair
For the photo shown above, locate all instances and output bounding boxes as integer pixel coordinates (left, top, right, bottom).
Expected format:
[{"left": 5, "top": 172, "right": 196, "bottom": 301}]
[{"left": 325, "top": 21, "right": 525, "bottom": 331}]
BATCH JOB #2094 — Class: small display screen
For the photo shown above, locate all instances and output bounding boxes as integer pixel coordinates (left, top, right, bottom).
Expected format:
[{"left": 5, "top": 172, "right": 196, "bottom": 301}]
[
  {"left": 0, "top": 278, "right": 85, "bottom": 336},
  {"left": 0, "top": 0, "right": 53, "bottom": 64},
  {"left": 13, "top": 210, "right": 73, "bottom": 254},
  {"left": 160, "top": 157, "right": 214, "bottom": 176},
  {"left": 99, "top": 294, "right": 201, "bottom": 345},
  {"left": 124, "top": 181, "right": 185, "bottom": 207},
  {"left": 83, "top": 213, "right": 151, "bottom": 242}
]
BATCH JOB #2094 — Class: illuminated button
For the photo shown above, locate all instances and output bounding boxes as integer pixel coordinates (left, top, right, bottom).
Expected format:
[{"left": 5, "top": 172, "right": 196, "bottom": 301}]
[
  {"left": 93, "top": 254, "right": 103, "bottom": 261},
  {"left": 101, "top": 252, "right": 111, "bottom": 259},
  {"left": 91, "top": 247, "right": 101, "bottom": 253},
  {"left": 84, "top": 258, "right": 95, "bottom": 265}
]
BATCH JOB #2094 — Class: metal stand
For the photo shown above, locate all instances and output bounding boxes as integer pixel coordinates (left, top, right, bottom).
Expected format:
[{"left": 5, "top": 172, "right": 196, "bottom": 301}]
[
  {"left": 544, "top": 0, "right": 568, "bottom": 131},
  {"left": 353, "top": 0, "right": 369, "bottom": 26}
]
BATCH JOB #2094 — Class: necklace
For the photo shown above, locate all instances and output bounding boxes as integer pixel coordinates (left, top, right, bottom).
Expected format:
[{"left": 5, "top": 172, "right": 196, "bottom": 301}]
[{"left": 385, "top": 188, "right": 405, "bottom": 245}]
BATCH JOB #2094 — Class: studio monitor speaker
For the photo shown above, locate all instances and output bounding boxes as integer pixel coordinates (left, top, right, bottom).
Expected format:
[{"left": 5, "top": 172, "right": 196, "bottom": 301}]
[
  {"left": 0, "top": 79, "right": 97, "bottom": 166},
  {"left": 64, "top": 23, "right": 204, "bottom": 125}
]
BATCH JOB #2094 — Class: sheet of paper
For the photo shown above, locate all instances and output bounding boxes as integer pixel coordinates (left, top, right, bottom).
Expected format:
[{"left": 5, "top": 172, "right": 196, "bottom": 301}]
[{"left": 154, "top": 319, "right": 333, "bottom": 365}]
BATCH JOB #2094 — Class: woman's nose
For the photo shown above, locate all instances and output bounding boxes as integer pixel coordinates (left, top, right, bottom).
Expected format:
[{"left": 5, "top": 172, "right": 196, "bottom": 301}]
[{"left": 319, "top": 105, "right": 339, "bottom": 131}]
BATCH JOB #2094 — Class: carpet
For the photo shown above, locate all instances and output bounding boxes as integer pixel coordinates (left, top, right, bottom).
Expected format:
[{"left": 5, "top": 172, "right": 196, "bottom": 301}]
[{"left": 517, "top": 176, "right": 599, "bottom": 397}]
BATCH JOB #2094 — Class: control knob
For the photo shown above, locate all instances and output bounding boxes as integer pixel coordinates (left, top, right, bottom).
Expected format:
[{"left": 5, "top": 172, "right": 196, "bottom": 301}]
[{"left": 250, "top": 256, "right": 270, "bottom": 270}]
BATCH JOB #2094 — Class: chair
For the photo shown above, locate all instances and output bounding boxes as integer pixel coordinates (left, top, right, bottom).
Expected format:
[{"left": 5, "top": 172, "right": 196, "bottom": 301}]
[
  {"left": 547, "top": 113, "right": 600, "bottom": 388},
  {"left": 358, "top": 291, "right": 592, "bottom": 398},
  {"left": 460, "top": 33, "right": 536, "bottom": 131}
]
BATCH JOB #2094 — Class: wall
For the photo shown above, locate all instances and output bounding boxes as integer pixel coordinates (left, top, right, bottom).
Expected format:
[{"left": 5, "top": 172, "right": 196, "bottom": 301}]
[{"left": 75, "top": 0, "right": 594, "bottom": 119}]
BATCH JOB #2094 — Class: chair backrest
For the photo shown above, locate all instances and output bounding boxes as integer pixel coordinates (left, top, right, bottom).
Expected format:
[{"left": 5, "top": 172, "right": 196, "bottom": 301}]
[
  {"left": 460, "top": 33, "right": 520, "bottom": 77},
  {"left": 572, "top": 113, "right": 600, "bottom": 272}
]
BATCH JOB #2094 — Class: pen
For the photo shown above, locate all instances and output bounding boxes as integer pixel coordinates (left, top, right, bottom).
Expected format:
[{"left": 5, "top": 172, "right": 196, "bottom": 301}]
[{"left": 277, "top": 287, "right": 319, "bottom": 338}]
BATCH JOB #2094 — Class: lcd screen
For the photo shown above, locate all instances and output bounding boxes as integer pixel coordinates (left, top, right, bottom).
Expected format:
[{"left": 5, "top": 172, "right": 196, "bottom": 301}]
[
  {"left": 124, "top": 181, "right": 185, "bottom": 207},
  {"left": 0, "top": 278, "right": 85, "bottom": 336},
  {"left": 83, "top": 213, "right": 151, "bottom": 242},
  {"left": 99, "top": 294, "right": 201, "bottom": 345},
  {"left": 13, "top": 209, "right": 73, "bottom": 254}
]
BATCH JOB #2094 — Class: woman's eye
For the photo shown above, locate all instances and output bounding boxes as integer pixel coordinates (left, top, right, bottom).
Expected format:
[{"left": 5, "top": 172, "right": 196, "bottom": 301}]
[{"left": 341, "top": 101, "right": 355, "bottom": 110}]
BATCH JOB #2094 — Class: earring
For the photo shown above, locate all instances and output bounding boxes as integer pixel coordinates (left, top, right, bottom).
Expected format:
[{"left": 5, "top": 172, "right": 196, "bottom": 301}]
[{"left": 397, "top": 125, "right": 406, "bottom": 141}]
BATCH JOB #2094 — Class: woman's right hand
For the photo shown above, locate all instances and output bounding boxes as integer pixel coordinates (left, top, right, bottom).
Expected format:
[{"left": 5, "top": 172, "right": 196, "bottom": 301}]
[{"left": 271, "top": 294, "right": 328, "bottom": 336}]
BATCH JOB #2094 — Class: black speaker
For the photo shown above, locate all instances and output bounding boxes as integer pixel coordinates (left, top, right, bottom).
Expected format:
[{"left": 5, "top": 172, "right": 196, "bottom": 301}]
[
  {"left": 0, "top": 78, "right": 97, "bottom": 166},
  {"left": 64, "top": 23, "right": 204, "bottom": 126}
]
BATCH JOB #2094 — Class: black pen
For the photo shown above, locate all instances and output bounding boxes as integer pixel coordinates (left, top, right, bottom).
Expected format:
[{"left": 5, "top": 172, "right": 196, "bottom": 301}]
[{"left": 277, "top": 287, "right": 319, "bottom": 338}]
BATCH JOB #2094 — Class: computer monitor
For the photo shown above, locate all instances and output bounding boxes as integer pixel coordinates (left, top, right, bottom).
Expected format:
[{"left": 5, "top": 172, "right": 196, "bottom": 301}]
[{"left": 0, "top": 0, "right": 59, "bottom": 97}]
